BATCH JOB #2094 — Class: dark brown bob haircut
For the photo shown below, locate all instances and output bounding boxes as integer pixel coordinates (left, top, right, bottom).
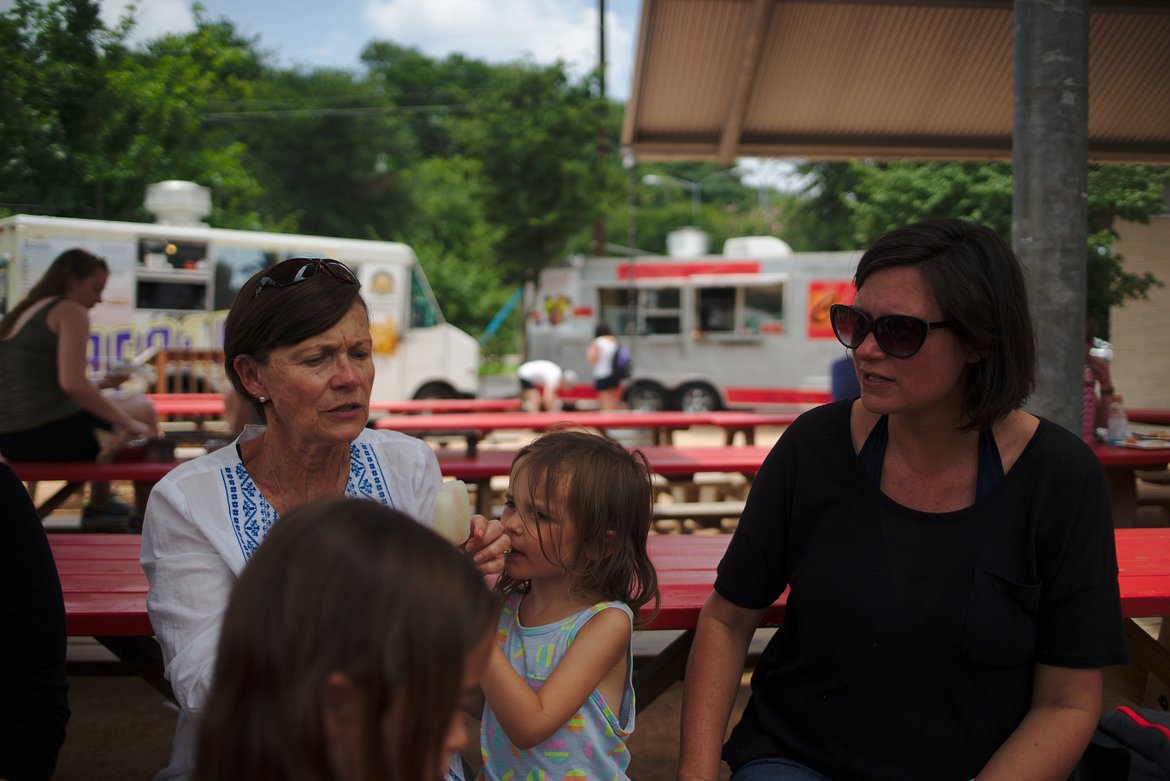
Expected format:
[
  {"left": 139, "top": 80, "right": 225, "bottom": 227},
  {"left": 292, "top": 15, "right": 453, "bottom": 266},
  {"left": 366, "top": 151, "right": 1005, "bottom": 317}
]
[
  {"left": 854, "top": 219, "right": 1036, "bottom": 432},
  {"left": 223, "top": 258, "right": 365, "bottom": 419}
]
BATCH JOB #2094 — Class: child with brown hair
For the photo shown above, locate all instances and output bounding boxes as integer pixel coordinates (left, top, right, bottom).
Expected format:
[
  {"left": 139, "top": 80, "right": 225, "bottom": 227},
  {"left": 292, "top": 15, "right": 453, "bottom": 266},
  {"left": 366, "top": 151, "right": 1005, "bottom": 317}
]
[
  {"left": 196, "top": 498, "right": 498, "bottom": 781},
  {"left": 478, "top": 429, "right": 659, "bottom": 780}
]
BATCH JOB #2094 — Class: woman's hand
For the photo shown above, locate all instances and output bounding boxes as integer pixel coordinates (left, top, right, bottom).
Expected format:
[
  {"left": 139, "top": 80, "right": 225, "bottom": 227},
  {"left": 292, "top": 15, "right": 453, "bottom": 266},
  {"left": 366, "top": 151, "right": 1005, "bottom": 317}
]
[
  {"left": 99, "top": 370, "right": 132, "bottom": 390},
  {"left": 465, "top": 514, "right": 511, "bottom": 575},
  {"left": 121, "top": 419, "right": 158, "bottom": 440},
  {"left": 1086, "top": 354, "right": 1113, "bottom": 390}
]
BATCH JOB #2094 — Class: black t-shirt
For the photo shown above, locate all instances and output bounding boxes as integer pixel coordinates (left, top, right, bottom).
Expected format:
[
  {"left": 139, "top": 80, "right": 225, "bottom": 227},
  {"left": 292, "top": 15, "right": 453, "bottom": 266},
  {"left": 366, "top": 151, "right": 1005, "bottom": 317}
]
[
  {"left": 716, "top": 401, "right": 1128, "bottom": 781},
  {"left": 0, "top": 462, "right": 70, "bottom": 780}
]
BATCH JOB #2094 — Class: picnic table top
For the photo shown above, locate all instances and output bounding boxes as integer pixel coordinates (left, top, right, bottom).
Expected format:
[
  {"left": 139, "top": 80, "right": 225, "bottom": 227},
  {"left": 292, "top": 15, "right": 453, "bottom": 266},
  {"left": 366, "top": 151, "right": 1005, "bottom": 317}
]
[
  {"left": 373, "top": 409, "right": 799, "bottom": 433},
  {"left": 143, "top": 394, "right": 527, "bottom": 416},
  {"left": 11, "top": 437, "right": 1161, "bottom": 487},
  {"left": 436, "top": 444, "right": 774, "bottom": 481},
  {"left": 1127, "top": 409, "right": 1170, "bottom": 427},
  {"left": 1091, "top": 441, "right": 1170, "bottom": 469},
  {"left": 48, "top": 528, "right": 1170, "bottom": 639}
]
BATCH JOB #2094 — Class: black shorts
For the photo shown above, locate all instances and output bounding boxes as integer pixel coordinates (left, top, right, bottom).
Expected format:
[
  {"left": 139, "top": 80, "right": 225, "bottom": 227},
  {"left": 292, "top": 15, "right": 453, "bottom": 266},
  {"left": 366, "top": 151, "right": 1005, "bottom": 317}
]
[
  {"left": 0, "top": 410, "right": 110, "bottom": 461},
  {"left": 594, "top": 375, "right": 621, "bottom": 392},
  {"left": 519, "top": 378, "right": 538, "bottom": 391}
]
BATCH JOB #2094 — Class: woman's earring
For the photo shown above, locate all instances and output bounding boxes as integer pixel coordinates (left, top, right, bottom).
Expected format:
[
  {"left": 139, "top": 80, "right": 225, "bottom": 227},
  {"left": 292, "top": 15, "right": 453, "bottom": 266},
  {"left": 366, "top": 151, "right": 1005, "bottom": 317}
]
[{"left": 257, "top": 395, "right": 267, "bottom": 403}]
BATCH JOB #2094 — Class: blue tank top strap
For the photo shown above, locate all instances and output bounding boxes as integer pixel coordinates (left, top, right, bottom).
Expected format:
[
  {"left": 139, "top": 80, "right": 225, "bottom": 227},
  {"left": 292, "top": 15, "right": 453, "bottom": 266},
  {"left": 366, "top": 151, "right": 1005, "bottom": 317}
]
[
  {"left": 858, "top": 414, "right": 889, "bottom": 485},
  {"left": 975, "top": 426, "right": 1004, "bottom": 501},
  {"left": 857, "top": 415, "right": 1004, "bottom": 502}
]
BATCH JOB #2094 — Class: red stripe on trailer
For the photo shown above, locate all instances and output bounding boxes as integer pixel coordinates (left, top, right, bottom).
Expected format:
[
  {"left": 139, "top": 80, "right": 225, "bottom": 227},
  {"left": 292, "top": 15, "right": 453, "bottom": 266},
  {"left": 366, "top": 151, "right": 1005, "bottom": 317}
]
[{"left": 617, "top": 261, "right": 762, "bottom": 279}]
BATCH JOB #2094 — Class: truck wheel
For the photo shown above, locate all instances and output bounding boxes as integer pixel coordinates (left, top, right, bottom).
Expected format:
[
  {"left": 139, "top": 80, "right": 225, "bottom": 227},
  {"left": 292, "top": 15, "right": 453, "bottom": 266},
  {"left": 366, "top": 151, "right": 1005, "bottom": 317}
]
[
  {"left": 626, "top": 382, "right": 668, "bottom": 412},
  {"left": 413, "top": 382, "right": 456, "bottom": 400},
  {"left": 676, "top": 383, "right": 722, "bottom": 412}
]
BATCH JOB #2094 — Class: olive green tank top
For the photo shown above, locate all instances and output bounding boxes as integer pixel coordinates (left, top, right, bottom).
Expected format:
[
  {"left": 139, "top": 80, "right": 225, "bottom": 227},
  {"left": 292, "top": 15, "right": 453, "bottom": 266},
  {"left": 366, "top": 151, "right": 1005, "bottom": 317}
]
[{"left": 0, "top": 298, "right": 81, "bottom": 433}]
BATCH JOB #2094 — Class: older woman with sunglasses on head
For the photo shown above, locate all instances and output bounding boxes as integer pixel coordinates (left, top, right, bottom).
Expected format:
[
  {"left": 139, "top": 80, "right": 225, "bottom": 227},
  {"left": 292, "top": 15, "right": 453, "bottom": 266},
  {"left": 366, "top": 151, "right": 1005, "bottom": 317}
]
[
  {"left": 679, "top": 220, "right": 1126, "bottom": 781},
  {"left": 141, "top": 257, "right": 510, "bottom": 781}
]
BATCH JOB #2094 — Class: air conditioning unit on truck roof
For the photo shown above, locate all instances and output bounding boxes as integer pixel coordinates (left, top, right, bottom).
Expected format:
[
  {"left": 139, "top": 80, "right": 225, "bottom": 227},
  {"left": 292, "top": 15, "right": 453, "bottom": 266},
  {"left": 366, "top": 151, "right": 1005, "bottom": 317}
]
[{"left": 525, "top": 230, "right": 859, "bottom": 411}]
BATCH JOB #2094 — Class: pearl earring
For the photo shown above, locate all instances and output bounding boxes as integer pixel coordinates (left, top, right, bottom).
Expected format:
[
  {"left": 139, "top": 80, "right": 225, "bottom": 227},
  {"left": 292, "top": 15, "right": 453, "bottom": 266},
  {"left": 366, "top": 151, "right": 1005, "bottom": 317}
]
[{"left": 257, "top": 395, "right": 266, "bottom": 402}]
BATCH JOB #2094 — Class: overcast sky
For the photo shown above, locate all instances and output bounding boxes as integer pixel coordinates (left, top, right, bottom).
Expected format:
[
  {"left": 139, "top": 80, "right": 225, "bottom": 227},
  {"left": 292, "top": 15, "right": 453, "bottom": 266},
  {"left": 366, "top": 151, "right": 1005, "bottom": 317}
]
[{"left": 81, "top": 0, "right": 640, "bottom": 101}]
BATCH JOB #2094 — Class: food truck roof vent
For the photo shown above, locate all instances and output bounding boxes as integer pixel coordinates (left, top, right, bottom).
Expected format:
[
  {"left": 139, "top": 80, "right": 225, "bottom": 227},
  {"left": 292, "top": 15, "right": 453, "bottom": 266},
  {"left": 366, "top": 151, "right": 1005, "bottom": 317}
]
[
  {"left": 666, "top": 227, "right": 710, "bottom": 258},
  {"left": 145, "top": 180, "right": 212, "bottom": 226},
  {"left": 722, "top": 236, "right": 793, "bottom": 257}
]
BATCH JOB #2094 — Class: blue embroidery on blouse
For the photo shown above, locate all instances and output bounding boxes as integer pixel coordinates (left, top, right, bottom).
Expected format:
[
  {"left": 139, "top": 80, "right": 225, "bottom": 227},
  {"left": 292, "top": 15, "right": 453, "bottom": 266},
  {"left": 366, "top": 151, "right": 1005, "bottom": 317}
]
[
  {"left": 225, "top": 441, "right": 393, "bottom": 561},
  {"left": 350, "top": 440, "right": 395, "bottom": 508}
]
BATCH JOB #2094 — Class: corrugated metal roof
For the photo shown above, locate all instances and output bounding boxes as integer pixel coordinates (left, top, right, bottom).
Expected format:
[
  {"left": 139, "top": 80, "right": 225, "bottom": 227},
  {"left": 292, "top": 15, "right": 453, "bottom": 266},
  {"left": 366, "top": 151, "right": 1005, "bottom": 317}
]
[{"left": 622, "top": 0, "right": 1170, "bottom": 163}]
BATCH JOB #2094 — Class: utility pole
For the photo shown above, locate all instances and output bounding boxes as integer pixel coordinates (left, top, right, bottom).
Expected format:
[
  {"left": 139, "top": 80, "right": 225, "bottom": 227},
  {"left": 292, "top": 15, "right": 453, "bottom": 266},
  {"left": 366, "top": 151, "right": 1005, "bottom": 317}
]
[{"left": 592, "top": 0, "right": 607, "bottom": 256}]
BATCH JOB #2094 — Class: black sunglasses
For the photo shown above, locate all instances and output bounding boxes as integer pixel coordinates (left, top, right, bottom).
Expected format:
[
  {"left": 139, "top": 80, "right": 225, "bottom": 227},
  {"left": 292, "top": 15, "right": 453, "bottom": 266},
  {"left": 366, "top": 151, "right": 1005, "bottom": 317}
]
[
  {"left": 253, "top": 257, "right": 358, "bottom": 299},
  {"left": 829, "top": 304, "right": 950, "bottom": 359}
]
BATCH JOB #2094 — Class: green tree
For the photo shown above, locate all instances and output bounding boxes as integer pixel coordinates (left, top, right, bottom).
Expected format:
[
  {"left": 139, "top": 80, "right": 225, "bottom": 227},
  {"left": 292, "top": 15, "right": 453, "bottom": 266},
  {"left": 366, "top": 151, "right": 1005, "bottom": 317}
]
[
  {"left": 452, "top": 62, "right": 600, "bottom": 285},
  {"left": 398, "top": 156, "right": 508, "bottom": 341},
  {"left": 214, "top": 65, "right": 418, "bottom": 239},
  {"left": 0, "top": 0, "right": 117, "bottom": 215},
  {"left": 784, "top": 160, "right": 1167, "bottom": 331},
  {"left": 0, "top": 1, "right": 266, "bottom": 223},
  {"left": 101, "top": 15, "right": 266, "bottom": 222},
  {"left": 1085, "top": 164, "right": 1170, "bottom": 332}
]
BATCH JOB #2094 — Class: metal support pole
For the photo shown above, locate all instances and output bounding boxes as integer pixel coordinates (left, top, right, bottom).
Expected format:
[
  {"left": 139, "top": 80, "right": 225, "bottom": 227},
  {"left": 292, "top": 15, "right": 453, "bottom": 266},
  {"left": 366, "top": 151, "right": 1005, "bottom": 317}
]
[{"left": 1013, "top": 0, "right": 1089, "bottom": 434}]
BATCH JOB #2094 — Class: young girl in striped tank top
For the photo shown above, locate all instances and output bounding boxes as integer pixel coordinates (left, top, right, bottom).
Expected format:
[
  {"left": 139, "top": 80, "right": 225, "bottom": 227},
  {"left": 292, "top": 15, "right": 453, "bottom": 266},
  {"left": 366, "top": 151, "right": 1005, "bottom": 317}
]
[{"left": 477, "top": 429, "right": 659, "bottom": 781}]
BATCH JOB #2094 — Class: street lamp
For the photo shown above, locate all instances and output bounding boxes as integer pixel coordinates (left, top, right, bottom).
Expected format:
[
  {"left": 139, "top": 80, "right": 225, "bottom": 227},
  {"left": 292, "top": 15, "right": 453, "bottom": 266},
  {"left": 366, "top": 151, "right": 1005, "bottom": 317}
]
[{"left": 642, "top": 173, "right": 700, "bottom": 217}]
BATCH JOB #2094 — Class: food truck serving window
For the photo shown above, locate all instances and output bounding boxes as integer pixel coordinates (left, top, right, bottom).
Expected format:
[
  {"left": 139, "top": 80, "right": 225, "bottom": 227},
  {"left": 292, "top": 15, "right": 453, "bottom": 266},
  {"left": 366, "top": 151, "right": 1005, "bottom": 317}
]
[{"left": 693, "top": 279, "right": 785, "bottom": 336}]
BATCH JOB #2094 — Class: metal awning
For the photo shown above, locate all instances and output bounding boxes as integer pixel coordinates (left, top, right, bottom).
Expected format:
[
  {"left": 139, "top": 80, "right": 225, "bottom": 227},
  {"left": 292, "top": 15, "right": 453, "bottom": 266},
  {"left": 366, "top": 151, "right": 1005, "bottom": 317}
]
[{"left": 621, "top": 0, "right": 1170, "bottom": 164}]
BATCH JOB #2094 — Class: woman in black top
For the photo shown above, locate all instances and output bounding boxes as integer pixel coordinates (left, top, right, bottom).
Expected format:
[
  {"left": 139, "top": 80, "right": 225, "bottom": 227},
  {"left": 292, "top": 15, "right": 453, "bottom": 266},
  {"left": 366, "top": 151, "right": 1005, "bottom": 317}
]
[
  {"left": 0, "top": 461, "right": 70, "bottom": 780},
  {"left": 679, "top": 220, "right": 1127, "bottom": 781}
]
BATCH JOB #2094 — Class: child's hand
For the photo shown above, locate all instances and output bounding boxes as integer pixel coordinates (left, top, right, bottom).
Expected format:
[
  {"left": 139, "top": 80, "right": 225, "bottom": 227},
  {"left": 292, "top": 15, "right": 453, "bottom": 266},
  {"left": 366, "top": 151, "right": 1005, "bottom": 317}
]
[{"left": 465, "top": 514, "right": 511, "bottom": 575}]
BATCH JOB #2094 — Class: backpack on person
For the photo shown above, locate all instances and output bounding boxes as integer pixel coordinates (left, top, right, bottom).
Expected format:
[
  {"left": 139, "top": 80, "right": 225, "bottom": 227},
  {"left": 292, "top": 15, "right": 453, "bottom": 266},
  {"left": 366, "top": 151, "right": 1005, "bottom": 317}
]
[
  {"left": 611, "top": 343, "right": 632, "bottom": 381},
  {"left": 1072, "top": 705, "right": 1170, "bottom": 780}
]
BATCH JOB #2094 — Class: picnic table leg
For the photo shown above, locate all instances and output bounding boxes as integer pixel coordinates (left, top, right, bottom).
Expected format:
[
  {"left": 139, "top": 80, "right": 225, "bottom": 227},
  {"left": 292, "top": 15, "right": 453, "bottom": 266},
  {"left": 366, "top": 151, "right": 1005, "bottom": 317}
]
[
  {"left": 96, "top": 636, "right": 175, "bottom": 702},
  {"left": 473, "top": 478, "right": 493, "bottom": 516},
  {"left": 1139, "top": 617, "right": 1170, "bottom": 709},
  {"left": 29, "top": 480, "right": 86, "bottom": 519},
  {"left": 632, "top": 630, "right": 694, "bottom": 710},
  {"left": 1104, "top": 467, "right": 1138, "bottom": 528}
]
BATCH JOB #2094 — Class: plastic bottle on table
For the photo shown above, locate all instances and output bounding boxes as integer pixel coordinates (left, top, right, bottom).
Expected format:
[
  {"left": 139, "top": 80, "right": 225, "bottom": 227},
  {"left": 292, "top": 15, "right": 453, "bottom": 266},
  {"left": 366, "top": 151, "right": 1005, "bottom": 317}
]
[{"left": 1107, "top": 397, "right": 1129, "bottom": 442}]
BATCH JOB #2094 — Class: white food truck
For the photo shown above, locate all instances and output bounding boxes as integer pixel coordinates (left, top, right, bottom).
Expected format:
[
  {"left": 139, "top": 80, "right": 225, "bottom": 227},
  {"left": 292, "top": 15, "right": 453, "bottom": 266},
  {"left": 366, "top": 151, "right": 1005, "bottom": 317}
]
[
  {"left": 0, "top": 181, "right": 479, "bottom": 400},
  {"left": 525, "top": 229, "right": 860, "bottom": 410}
]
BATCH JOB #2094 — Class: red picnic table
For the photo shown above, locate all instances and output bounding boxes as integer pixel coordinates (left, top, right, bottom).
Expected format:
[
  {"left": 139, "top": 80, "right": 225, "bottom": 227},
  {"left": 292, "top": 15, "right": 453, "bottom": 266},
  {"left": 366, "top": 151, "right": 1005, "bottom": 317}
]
[
  {"left": 370, "top": 397, "right": 522, "bottom": 414},
  {"left": 48, "top": 529, "right": 1170, "bottom": 710},
  {"left": 145, "top": 393, "right": 226, "bottom": 418},
  {"left": 1092, "top": 442, "right": 1170, "bottom": 528},
  {"left": 437, "top": 444, "right": 773, "bottom": 514},
  {"left": 144, "top": 394, "right": 527, "bottom": 419},
  {"left": 375, "top": 409, "right": 798, "bottom": 453},
  {"left": 1127, "top": 409, "right": 1170, "bottom": 427}
]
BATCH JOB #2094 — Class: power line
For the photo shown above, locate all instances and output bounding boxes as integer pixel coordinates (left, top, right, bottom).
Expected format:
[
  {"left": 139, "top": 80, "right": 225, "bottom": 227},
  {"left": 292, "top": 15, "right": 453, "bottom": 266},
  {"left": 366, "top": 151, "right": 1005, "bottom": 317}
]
[{"left": 202, "top": 104, "right": 467, "bottom": 122}]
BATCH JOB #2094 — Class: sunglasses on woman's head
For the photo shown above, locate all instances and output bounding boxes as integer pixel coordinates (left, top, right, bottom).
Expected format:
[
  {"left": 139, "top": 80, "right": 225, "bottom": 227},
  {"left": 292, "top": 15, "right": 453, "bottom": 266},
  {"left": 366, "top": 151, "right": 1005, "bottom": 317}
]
[
  {"left": 252, "top": 257, "right": 358, "bottom": 299},
  {"left": 829, "top": 303, "right": 950, "bottom": 359}
]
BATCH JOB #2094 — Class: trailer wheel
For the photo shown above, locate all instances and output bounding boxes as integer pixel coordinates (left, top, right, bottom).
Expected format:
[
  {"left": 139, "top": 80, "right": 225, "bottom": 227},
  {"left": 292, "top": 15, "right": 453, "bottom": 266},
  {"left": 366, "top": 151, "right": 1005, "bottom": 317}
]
[
  {"left": 626, "top": 382, "right": 668, "bottom": 412},
  {"left": 676, "top": 383, "right": 722, "bottom": 412},
  {"left": 413, "top": 382, "right": 457, "bottom": 400}
]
